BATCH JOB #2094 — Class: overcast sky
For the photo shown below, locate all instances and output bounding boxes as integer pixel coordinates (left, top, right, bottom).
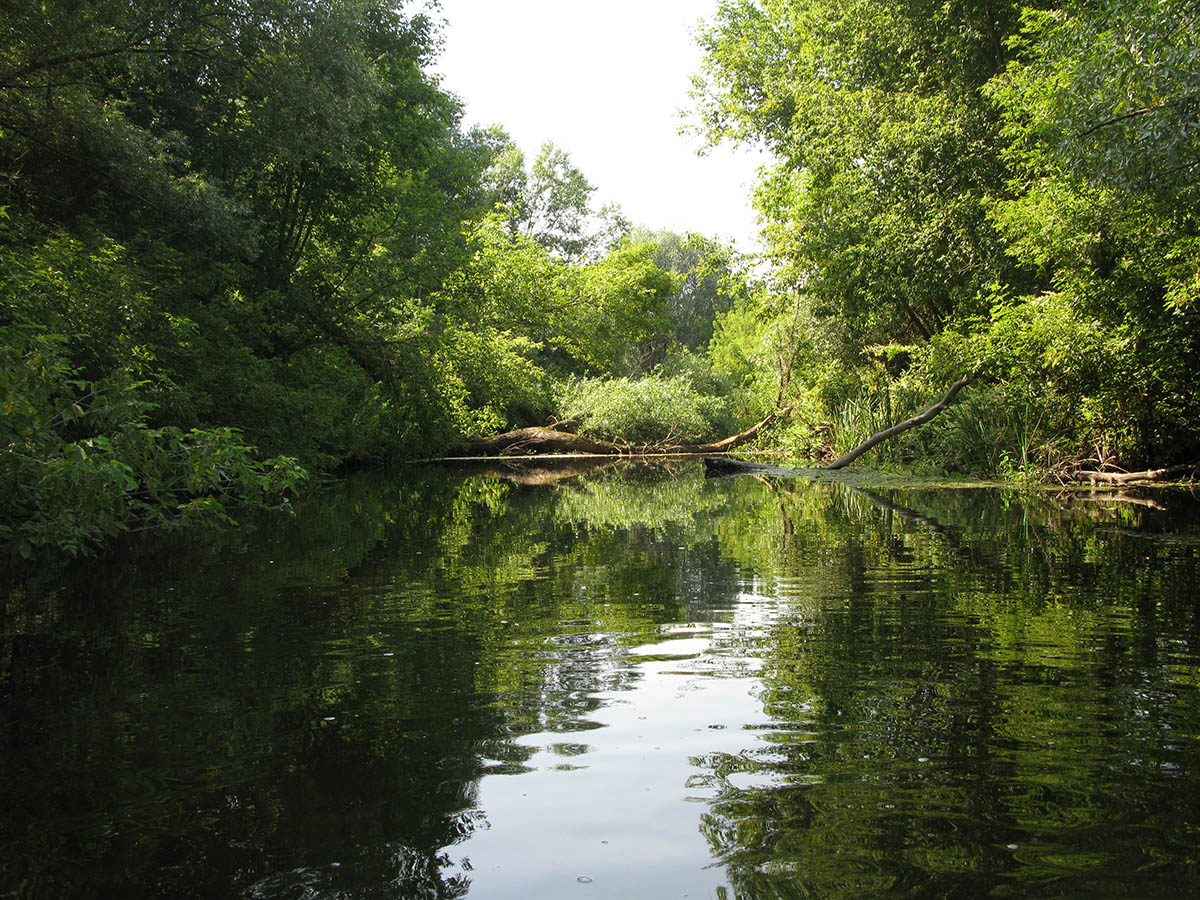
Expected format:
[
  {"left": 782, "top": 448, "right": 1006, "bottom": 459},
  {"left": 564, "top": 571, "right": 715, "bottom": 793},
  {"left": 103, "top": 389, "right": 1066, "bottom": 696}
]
[{"left": 430, "top": 0, "right": 767, "bottom": 249}]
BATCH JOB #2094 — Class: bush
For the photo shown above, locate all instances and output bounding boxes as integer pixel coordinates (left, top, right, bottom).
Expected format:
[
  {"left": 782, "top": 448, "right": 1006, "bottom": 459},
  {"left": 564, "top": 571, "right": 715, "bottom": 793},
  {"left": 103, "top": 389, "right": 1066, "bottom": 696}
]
[
  {"left": 1, "top": 327, "right": 306, "bottom": 559},
  {"left": 555, "top": 373, "right": 733, "bottom": 446}
]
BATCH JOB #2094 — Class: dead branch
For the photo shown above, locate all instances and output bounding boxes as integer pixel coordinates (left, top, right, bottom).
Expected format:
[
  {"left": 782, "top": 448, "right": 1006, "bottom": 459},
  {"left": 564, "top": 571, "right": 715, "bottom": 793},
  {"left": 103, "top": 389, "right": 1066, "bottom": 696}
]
[
  {"left": 1072, "top": 463, "right": 1197, "bottom": 485},
  {"left": 825, "top": 375, "right": 974, "bottom": 470},
  {"left": 468, "top": 426, "right": 620, "bottom": 456},
  {"left": 673, "top": 406, "right": 794, "bottom": 454},
  {"left": 467, "top": 406, "right": 794, "bottom": 457}
]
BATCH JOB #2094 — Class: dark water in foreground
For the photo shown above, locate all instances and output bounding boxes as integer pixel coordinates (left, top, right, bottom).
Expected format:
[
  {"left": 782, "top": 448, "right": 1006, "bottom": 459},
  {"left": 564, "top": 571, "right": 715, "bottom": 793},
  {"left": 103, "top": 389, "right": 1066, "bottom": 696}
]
[{"left": 3, "top": 461, "right": 1200, "bottom": 899}]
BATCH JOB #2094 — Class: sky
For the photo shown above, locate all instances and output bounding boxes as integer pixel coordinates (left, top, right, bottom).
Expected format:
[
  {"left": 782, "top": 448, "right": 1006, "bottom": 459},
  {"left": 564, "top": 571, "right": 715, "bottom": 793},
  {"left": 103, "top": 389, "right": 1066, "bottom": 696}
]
[{"left": 429, "top": 0, "right": 768, "bottom": 249}]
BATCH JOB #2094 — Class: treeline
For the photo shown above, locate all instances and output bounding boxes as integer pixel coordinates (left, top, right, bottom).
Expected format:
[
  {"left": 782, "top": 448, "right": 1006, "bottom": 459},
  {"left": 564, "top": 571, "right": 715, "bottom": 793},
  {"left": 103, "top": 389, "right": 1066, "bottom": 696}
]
[
  {"left": 4, "top": 0, "right": 1198, "bottom": 558},
  {"left": 0, "top": 0, "right": 750, "bottom": 556},
  {"left": 694, "top": 0, "right": 1200, "bottom": 479}
]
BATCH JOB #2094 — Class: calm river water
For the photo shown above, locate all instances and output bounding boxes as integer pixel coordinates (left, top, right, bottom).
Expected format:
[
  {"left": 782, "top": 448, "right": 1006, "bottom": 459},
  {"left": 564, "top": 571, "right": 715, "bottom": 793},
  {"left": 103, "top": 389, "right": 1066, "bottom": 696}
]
[{"left": 3, "top": 460, "right": 1200, "bottom": 899}]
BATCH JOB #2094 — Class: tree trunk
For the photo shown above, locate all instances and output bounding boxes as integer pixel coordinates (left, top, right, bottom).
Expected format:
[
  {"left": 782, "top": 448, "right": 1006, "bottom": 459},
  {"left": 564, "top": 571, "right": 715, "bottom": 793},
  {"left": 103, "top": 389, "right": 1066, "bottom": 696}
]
[
  {"left": 468, "top": 426, "right": 620, "bottom": 456},
  {"left": 464, "top": 406, "right": 794, "bottom": 457},
  {"left": 825, "top": 374, "right": 973, "bottom": 470},
  {"left": 1073, "top": 463, "right": 1196, "bottom": 484}
]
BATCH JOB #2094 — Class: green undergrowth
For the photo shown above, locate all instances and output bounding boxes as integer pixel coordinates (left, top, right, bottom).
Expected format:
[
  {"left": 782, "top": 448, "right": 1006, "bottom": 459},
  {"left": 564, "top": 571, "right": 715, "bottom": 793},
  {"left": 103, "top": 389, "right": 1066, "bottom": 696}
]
[{"left": 1, "top": 327, "right": 306, "bottom": 561}]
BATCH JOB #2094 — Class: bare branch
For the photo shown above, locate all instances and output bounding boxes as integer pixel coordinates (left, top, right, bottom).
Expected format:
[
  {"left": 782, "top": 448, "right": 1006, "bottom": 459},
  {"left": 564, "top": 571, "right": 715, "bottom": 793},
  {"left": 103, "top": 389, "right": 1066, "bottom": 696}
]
[{"left": 825, "top": 374, "right": 973, "bottom": 470}]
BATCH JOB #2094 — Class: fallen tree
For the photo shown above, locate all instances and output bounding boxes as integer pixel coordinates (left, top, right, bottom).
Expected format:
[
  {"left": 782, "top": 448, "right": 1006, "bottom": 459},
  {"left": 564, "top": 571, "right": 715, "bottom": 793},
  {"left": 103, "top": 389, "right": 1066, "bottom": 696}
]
[
  {"left": 463, "top": 371, "right": 974, "bottom": 468},
  {"left": 1072, "top": 463, "right": 1197, "bottom": 484},
  {"left": 826, "top": 374, "right": 974, "bottom": 470},
  {"left": 467, "top": 426, "right": 619, "bottom": 456},
  {"left": 437, "top": 456, "right": 623, "bottom": 485},
  {"left": 465, "top": 406, "right": 793, "bottom": 457},
  {"left": 679, "top": 406, "right": 793, "bottom": 454}
]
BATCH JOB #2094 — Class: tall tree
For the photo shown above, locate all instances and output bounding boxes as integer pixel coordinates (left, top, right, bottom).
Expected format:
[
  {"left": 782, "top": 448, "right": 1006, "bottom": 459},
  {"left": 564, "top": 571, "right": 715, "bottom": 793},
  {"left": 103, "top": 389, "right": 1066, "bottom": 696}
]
[
  {"left": 691, "top": 0, "right": 1028, "bottom": 362},
  {"left": 982, "top": 0, "right": 1200, "bottom": 462},
  {"left": 478, "top": 136, "right": 627, "bottom": 262},
  {"left": 621, "top": 227, "right": 742, "bottom": 367}
]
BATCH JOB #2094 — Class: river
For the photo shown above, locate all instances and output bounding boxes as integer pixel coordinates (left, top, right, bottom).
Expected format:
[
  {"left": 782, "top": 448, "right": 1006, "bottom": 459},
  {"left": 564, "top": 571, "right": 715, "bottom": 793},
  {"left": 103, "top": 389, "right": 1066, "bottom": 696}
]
[{"left": 2, "top": 460, "right": 1199, "bottom": 899}]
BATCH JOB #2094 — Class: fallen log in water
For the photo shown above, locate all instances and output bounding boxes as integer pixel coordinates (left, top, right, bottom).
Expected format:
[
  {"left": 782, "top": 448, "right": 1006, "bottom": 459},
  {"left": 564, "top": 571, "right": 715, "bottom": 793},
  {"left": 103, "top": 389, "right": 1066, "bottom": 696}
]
[
  {"left": 1072, "top": 463, "right": 1197, "bottom": 484},
  {"left": 468, "top": 426, "right": 619, "bottom": 456},
  {"left": 683, "top": 406, "right": 794, "bottom": 453},
  {"left": 467, "top": 407, "right": 794, "bottom": 457},
  {"left": 435, "top": 455, "right": 624, "bottom": 485}
]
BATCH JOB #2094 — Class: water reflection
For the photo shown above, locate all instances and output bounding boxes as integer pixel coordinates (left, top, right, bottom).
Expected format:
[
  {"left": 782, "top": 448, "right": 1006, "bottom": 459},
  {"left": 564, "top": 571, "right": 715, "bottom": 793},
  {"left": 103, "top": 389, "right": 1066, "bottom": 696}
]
[{"left": 2, "top": 462, "right": 1199, "bottom": 899}]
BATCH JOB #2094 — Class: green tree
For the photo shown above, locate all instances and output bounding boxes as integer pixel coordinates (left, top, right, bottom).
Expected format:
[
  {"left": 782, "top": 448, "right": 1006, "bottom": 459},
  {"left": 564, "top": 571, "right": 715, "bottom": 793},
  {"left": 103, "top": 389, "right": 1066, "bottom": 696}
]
[
  {"left": 0, "top": 326, "right": 304, "bottom": 559},
  {"left": 624, "top": 228, "right": 741, "bottom": 356},
  {"left": 981, "top": 0, "right": 1200, "bottom": 464},
  {"left": 691, "top": 0, "right": 1200, "bottom": 472},
  {"left": 517, "top": 141, "right": 597, "bottom": 260},
  {"left": 692, "top": 0, "right": 1026, "bottom": 363},
  {"left": 1, "top": 0, "right": 500, "bottom": 464},
  {"left": 0, "top": 0, "right": 509, "bottom": 553},
  {"left": 479, "top": 136, "right": 629, "bottom": 262}
]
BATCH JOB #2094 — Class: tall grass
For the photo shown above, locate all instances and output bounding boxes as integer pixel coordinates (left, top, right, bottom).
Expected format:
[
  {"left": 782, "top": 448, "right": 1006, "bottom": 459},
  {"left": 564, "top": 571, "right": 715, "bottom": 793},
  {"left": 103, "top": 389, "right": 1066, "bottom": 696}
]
[
  {"left": 822, "top": 381, "right": 928, "bottom": 466},
  {"left": 921, "top": 385, "right": 1085, "bottom": 480}
]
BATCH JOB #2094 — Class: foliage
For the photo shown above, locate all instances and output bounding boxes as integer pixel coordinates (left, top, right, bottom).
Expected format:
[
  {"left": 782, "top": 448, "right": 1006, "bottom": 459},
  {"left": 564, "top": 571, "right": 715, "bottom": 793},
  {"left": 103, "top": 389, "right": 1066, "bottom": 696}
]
[
  {"left": 693, "top": 0, "right": 1024, "bottom": 360},
  {"left": 482, "top": 136, "right": 631, "bottom": 261},
  {"left": 989, "top": 0, "right": 1200, "bottom": 201},
  {"left": 692, "top": 0, "right": 1200, "bottom": 474},
  {"left": 427, "top": 215, "right": 680, "bottom": 436},
  {"left": 555, "top": 374, "right": 733, "bottom": 447},
  {"left": 981, "top": 0, "right": 1200, "bottom": 465},
  {"left": 0, "top": 0, "right": 702, "bottom": 557},
  {"left": 0, "top": 327, "right": 305, "bottom": 558},
  {"left": 568, "top": 242, "right": 677, "bottom": 374},
  {"left": 623, "top": 228, "right": 743, "bottom": 361}
]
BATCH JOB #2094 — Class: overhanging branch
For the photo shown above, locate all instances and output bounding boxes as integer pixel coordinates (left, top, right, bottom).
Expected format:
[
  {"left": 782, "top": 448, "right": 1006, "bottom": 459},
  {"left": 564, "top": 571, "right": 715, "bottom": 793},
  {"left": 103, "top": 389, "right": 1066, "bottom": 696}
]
[{"left": 825, "top": 374, "right": 974, "bottom": 470}]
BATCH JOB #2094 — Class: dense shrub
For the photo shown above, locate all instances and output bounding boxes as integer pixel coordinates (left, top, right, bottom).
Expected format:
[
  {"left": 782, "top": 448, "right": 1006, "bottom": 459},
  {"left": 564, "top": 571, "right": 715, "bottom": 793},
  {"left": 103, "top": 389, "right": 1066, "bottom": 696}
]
[
  {"left": 555, "top": 373, "right": 733, "bottom": 446},
  {"left": 1, "top": 327, "right": 306, "bottom": 558}
]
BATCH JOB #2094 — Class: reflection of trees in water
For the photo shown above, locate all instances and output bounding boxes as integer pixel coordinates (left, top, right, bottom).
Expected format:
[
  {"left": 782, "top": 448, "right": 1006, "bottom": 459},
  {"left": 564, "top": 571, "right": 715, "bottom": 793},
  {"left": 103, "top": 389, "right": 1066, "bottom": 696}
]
[
  {"left": 0, "top": 461, "right": 744, "bottom": 898},
  {"left": 694, "top": 478, "right": 1200, "bottom": 899},
  {"left": 0, "top": 473, "right": 504, "bottom": 898},
  {"left": 4, "top": 465, "right": 1198, "bottom": 898}
]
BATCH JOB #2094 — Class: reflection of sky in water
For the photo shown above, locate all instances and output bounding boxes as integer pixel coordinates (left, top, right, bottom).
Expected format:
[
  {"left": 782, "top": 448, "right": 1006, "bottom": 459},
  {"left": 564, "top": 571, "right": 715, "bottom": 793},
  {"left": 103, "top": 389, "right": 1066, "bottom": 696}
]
[
  {"left": 447, "top": 595, "right": 789, "bottom": 899},
  {"left": 9, "top": 468, "right": 1200, "bottom": 899}
]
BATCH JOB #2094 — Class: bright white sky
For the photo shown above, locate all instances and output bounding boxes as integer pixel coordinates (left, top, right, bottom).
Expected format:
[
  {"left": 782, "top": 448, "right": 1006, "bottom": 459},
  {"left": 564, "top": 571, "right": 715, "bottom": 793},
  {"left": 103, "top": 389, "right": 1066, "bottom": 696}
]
[{"left": 430, "top": 0, "right": 767, "bottom": 249}]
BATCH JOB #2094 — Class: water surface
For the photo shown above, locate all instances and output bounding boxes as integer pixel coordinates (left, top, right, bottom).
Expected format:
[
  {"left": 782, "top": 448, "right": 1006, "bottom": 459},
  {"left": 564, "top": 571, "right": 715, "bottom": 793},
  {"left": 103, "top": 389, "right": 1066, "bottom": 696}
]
[{"left": 2, "top": 461, "right": 1199, "bottom": 898}]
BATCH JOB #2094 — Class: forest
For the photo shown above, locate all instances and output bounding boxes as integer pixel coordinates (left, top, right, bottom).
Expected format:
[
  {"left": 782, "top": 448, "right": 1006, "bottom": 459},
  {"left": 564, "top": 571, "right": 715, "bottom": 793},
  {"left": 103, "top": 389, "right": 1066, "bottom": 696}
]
[{"left": 2, "top": 0, "right": 1198, "bottom": 558}]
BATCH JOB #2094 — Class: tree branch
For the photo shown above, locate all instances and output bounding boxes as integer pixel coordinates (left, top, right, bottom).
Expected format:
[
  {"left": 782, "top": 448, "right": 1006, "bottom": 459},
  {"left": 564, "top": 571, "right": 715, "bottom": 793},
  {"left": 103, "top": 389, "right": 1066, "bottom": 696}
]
[
  {"left": 1077, "top": 93, "right": 1200, "bottom": 139},
  {"left": 825, "top": 374, "right": 973, "bottom": 470},
  {"left": 1073, "top": 463, "right": 1196, "bottom": 484}
]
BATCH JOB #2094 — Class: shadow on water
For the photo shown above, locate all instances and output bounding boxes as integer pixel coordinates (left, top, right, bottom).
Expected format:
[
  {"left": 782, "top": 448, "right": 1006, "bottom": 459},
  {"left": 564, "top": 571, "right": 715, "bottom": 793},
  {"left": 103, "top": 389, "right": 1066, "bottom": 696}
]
[{"left": 2, "top": 461, "right": 1199, "bottom": 899}]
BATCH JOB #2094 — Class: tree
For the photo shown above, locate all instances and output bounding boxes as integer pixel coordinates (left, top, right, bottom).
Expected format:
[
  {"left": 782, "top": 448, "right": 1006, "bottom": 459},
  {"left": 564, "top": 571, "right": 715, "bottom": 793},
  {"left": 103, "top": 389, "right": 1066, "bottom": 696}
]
[
  {"left": 689, "top": 0, "right": 1200, "bottom": 472},
  {"left": 0, "top": 0, "right": 507, "bottom": 552},
  {"left": 624, "top": 228, "right": 740, "bottom": 356},
  {"left": 478, "top": 136, "right": 628, "bottom": 262},
  {"left": 517, "top": 141, "right": 596, "bottom": 260},
  {"left": 691, "top": 0, "right": 1028, "bottom": 362}
]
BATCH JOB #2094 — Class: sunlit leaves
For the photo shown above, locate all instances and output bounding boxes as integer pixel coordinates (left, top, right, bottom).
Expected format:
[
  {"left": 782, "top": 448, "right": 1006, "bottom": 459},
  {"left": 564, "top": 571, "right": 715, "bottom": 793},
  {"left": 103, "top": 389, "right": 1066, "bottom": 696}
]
[
  {"left": 693, "top": 0, "right": 1200, "bottom": 470},
  {"left": 988, "top": 0, "right": 1200, "bottom": 200},
  {"left": 983, "top": 0, "right": 1200, "bottom": 463},
  {"left": 694, "top": 0, "right": 1021, "bottom": 360},
  {"left": 555, "top": 374, "right": 732, "bottom": 446}
]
